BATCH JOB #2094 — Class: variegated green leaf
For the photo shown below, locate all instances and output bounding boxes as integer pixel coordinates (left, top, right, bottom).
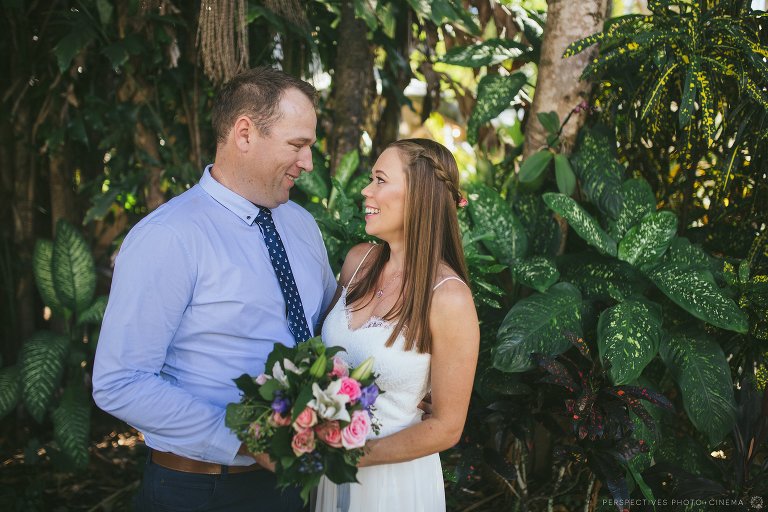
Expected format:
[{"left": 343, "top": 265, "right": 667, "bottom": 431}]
[
  {"left": 649, "top": 264, "right": 748, "bottom": 333},
  {"left": 467, "top": 73, "right": 527, "bottom": 145},
  {"left": 52, "top": 220, "right": 96, "bottom": 315},
  {"left": 511, "top": 193, "right": 561, "bottom": 258},
  {"left": 641, "top": 61, "right": 680, "bottom": 119},
  {"left": 328, "top": 150, "right": 359, "bottom": 211},
  {"left": 33, "top": 239, "right": 64, "bottom": 312},
  {"left": 542, "top": 193, "right": 617, "bottom": 256},
  {"left": 559, "top": 254, "right": 648, "bottom": 301},
  {"left": 511, "top": 256, "right": 559, "bottom": 293},
  {"left": 0, "top": 365, "right": 20, "bottom": 419},
  {"left": 76, "top": 296, "right": 108, "bottom": 326},
  {"left": 570, "top": 126, "right": 625, "bottom": 219},
  {"left": 660, "top": 332, "right": 736, "bottom": 446},
  {"left": 660, "top": 237, "right": 712, "bottom": 273},
  {"left": 466, "top": 183, "right": 528, "bottom": 266},
  {"left": 52, "top": 384, "right": 91, "bottom": 469},
  {"left": 553, "top": 154, "right": 576, "bottom": 196},
  {"left": 20, "top": 332, "right": 69, "bottom": 423},
  {"left": 441, "top": 38, "right": 531, "bottom": 67},
  {"left": 493, "top": 283, "right": 582, "bottom": 373},
  {"left": 695, "top": 70, "right": 717, "bottom": 145},
  {"left": 518, "top": 150, "right": 553, "bottom": 183},
  {"left": 679, "top": 57, "right": 698, "bottom": 127},
  {"left": 598, "top": 300, "right": 662, "bottom": 385},
  {"left": 608, "top": 179, "right": 656, "bottom": 240},
  {"left": 618, "top": 211, "right": 678, "bottom": 267}
]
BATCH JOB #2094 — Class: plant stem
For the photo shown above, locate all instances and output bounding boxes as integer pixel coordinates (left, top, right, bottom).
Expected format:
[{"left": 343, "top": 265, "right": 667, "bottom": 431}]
[{"left": 583, "top": 473, "right": 596, "bottom": 512}]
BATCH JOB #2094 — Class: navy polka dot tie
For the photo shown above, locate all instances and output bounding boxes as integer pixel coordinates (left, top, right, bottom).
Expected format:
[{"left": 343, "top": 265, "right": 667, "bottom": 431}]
[{"left": 254, "top": 207, "right": 312, "bottom": 345}]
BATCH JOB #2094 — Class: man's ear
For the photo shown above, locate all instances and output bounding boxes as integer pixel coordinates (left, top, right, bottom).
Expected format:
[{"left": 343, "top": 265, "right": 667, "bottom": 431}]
[{"left": 232, "top": 116, "right": 253, "bottom": 152}]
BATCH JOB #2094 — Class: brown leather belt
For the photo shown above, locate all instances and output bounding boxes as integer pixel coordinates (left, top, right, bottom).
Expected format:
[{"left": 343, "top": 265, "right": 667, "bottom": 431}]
[{"left": 150, "top": 450, "right": 262, "bottom": 475}]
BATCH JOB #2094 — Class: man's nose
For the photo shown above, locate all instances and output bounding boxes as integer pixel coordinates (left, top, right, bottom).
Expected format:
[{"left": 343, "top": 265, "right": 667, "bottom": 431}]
[{"left": 299, "top": 147, "right": 313, "bottom": 172}]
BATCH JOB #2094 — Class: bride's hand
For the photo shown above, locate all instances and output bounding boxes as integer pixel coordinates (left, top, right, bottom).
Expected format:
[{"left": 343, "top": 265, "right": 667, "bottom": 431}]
[
  {"left": 417, "top": 393, "right": 432, "bottom": 420},
  {"left": 253, "top": 452, "right": 276, "bottom": 472}
]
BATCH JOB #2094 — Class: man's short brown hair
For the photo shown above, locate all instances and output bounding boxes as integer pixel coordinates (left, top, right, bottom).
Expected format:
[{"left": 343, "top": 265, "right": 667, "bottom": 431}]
[{"left": 211, "top": 67, "right": 316, "bottom": 143}]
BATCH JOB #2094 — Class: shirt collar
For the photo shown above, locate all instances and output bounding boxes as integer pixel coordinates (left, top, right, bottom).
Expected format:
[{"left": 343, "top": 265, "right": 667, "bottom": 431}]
[{"left": 199, "top": 165, "right": 261, "bottom": 226}]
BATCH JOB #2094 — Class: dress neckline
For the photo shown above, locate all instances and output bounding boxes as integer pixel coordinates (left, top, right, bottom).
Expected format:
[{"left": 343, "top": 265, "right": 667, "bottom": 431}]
[{"left": 340, "top": 287, "right": 395, "bottom": 333}]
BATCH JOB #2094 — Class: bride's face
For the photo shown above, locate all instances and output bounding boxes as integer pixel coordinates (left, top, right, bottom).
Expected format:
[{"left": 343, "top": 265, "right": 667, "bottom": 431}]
[{"left": 361, "top": 148, "right": 407, "bottom": 243}]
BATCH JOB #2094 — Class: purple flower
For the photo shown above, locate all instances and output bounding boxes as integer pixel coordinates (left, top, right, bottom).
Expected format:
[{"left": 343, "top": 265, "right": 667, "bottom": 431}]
[
  {"left": 359, "top": 384, "right": 379, "bottom": 409},
  {"left": 271, "top": 391, "right": 291, "bottom": 415}
]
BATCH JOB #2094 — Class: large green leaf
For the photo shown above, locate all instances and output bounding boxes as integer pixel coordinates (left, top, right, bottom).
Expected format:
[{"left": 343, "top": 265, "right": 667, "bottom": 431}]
[
  {"left": 328, "top": 150, "right": 359, "bottom": 211},
  {"left": 466, "top": 183, "right": 528, "bottom": 266},
  {"left": 660, "top": 333, "right": 736, "bottom": 446},
  {"left": 617, "top": 211, "right": 678, "bottom": 267},
  {"left": 597, "top": 300, "right": 662, "bottom": 385},
  {"left": 608, "top": 179, "right": 656, "bottom": 240},
  {"left": 77, "top": 296, "right": 108, "bottom": 326},
  {"left": 20, "top": 332, "right": 69, "bottom": 423},
  {"left": 518, "top": 150, "right": 553, "bottom": 183},
  {"left": 441, "top": 38, "right": 531, "bottom": 67},
  {"left": 512, "top": 192, "right": 561, "bottom": 258},
  {"left": 52, "top": 220, "right": 96, "bottom": 315},
  {"left": 542, "top": 193, "right": 617, "bottom": 256},
  {"left": 570, "top": 126, "right": 625, "bottom": 219},
  {"left": 553, "top": 154, "right": 576, "bottom": 196},
  {"left": 511, "top": 256, "right": 559, "bottom": 293},
  {"left": 53, "top": 27, "right": 96, "bottom": 72},
  {"left": 558, "top": 254, "right": 648, "bottom": 301},
  {"left": 659, "top": 237, "right": 713, "bottom": 272},
  {"left": 0, "top": 365, "right": 20, "bottom": 419},
  {"left": 494, "top": 283, "right": 582, "bottom": 372},
  {"left": 295, "top": 149, "right": 330, "bottom": 200},
  {"left": 649, "top": 264, "right": 749, "bottom": 333},
  {"left": 33, "top": 239, "right": 64, "bottom": 312},
  {"left": 467, "top": 73, "right": 527, "bottom": 145},
  {"left": 52, "top": 384, "right": 90, "bottom": 469}
]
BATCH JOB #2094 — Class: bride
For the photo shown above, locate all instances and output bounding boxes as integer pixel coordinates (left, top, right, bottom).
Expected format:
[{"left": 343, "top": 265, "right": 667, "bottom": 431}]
[{"left": 314, "top": 138, "right": 480, "bottom": 511}]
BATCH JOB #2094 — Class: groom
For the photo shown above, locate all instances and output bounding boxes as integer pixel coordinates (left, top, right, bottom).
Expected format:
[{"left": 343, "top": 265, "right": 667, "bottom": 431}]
[{"left": 93, "top": 67, "right": 337, "bottom": 511}]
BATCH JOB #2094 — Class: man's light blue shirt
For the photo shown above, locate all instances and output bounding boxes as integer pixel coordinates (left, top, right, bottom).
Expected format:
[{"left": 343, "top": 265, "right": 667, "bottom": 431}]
[{"left": 93, "top": 166, "right": 337, "bottom": 465}]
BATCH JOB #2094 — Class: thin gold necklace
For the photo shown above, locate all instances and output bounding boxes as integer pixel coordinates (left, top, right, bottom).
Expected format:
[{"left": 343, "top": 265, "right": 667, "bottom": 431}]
[{"left": 375, "top": 271, "right": 402, "bottom": 299}]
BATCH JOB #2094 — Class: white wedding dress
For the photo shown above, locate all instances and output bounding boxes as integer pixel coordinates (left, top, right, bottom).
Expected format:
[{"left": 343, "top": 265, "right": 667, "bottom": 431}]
[{"left": 314, "top": 259, "right": 458, "bottom": 511}]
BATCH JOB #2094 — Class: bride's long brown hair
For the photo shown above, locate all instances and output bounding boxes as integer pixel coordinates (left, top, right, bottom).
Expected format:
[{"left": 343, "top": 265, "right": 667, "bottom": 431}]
[{"left": 346, "top": 138, "right": 469, "bottom": 354}]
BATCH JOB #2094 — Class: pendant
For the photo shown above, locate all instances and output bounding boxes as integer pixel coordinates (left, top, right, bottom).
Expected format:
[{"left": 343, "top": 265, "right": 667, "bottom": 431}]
[{"left": 375, "top": 289, "right": 384, "bottom": 298}]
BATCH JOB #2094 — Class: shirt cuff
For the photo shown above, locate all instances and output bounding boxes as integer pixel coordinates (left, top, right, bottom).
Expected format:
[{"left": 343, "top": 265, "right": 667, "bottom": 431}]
[{"left": 203, "top": 418, "right": 251, "bottom": 465}]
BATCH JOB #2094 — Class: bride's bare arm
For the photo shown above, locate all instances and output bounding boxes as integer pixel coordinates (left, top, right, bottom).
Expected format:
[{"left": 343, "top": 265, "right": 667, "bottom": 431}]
[{"left": 358, "top": 279, "right": 479, "bottom": 466}]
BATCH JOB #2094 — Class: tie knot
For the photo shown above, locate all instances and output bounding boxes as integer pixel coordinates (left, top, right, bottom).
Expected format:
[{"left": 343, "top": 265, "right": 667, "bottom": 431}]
[{"left": 255, "top": 207, "right": 273, "bottom": 228}]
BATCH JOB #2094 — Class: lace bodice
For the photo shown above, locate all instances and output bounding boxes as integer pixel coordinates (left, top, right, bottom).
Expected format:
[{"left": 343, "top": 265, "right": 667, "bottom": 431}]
[{"left": 321, "top": 288, "right": 431, "bottom": 438}]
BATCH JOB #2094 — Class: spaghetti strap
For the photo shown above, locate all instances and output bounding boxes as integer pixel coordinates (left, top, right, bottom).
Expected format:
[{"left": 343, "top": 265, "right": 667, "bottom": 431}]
[
  {"left": 348, "top": 245, "right": 376, "bottom": 287},
  {"left": 432, "top": 276, "right": 467, "bottom": 290}
]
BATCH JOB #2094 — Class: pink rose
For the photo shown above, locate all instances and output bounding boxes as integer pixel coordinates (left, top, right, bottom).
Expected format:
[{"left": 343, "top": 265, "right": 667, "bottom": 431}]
[
  {"left": 330, "top": 356, "right": 349, "bottom": 378},
  {"left": 341, "top": 410, "right": 370, "bottom": 449},
  {"left": 291, "top": 428, "right": 316, "bottom": 456},
  {"left": 315, "top": 421, "right": 343, "bottom": 448},
  {"left": 293, "top": 407, "right": 318, "bottom": 431},
  {"left": 268, "top": 412, "right": 292, "bottom": 427},
  {"left": 254, "top": 373, "right": 270, "bottom": 385},
  {"left": 337, "top": 377, "right": 362, "bottom": 403}
]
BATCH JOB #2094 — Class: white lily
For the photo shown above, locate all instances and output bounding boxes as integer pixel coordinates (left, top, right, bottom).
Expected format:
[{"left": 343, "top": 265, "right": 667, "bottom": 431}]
[
  {"left": 307, "top": 380, "right": 351, "bottom": 422},
  {"left": 271, "top": 358, "right": 305, "bottom": 387}
]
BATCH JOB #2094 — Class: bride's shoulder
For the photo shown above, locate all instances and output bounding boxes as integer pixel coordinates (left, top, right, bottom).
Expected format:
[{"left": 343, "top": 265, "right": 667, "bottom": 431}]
[{"left": 339, "top": 243, "right": 378, "bottom": 287}]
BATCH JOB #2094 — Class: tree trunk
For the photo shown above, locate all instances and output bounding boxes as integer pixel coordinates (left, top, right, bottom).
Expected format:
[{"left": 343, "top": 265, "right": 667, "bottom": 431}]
[
  {"left": 135, "top": 120, "right": 165, "bottom": 211},
  {"left": 522, "top": 0, "right": 609, "bottom": 480},
  {"left": 328, "top": 0, "right": 374, "bottom": 175},
  {"left": 12, "top": 104, "right": 37, "bottom": 345},
  {"left": 523, "top": 0, "right": 609, "bottom": 159}
]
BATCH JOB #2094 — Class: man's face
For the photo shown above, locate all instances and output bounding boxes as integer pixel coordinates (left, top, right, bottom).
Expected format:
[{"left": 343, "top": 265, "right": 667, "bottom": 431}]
[{"left": 247, "top": 88, "right": 317, "bottom": 208}]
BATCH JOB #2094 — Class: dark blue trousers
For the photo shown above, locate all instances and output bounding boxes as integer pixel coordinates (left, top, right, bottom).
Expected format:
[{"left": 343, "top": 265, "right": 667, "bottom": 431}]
[{"left": 132, "top": 455, "right": 304, "bottom": 512}]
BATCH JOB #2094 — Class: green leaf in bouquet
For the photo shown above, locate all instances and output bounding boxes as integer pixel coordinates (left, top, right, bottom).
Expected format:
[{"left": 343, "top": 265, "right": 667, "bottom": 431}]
[
  {"left": 258, "top": 378, "right": 282, "bottom": 402},
  {"left": 291, "top": 385, "right": 315, "bottom": 420},
  {"left": 617, "top": 211, "right": 678, "bottom": 268},
  {"left": 225, "top": 402, "right": 260, "bottom": 433},
  {"left": 233, "top": 373, "right": 261, "bottom": 396},
  {"left": 264, "top": 342, "right": 297, "bottom": 380},
  {"left": 271, "top": 427, "right": 294, "bottom": 458},
  {"left": 325, "top": 449, "right": 360, "bottom": 484}
]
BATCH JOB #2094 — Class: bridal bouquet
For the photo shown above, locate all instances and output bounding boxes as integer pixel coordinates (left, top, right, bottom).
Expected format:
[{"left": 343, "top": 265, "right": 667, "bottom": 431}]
[{"left": 226, "top": 337, "right": 381, "bottom": 503}]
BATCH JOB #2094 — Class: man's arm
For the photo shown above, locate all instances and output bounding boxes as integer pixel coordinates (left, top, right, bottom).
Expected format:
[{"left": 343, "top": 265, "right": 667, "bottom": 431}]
[{"left": 92, "top": 222, "right": 243, "bottom": 464}]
